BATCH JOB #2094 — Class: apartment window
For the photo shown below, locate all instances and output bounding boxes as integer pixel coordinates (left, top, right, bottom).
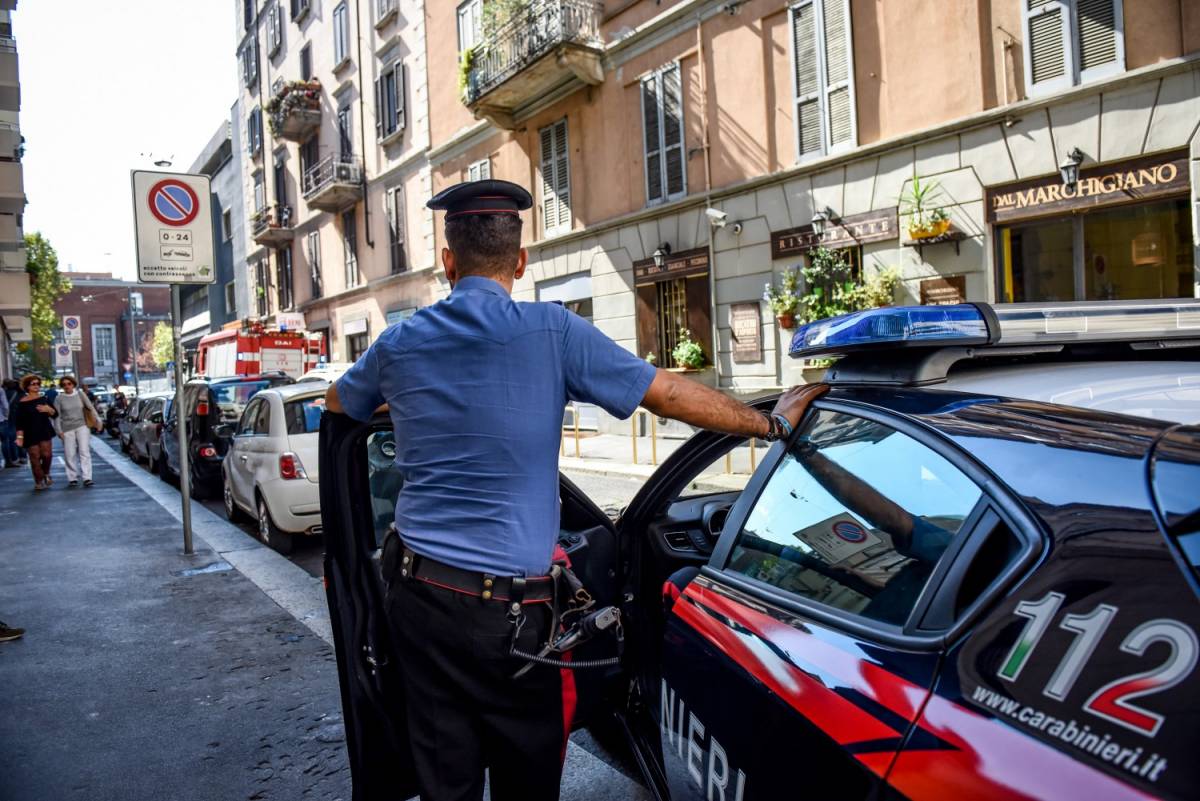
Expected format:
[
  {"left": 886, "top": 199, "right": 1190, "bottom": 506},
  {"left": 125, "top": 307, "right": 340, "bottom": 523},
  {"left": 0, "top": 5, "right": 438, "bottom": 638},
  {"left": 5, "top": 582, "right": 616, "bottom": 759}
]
[
  {"left": 290, "top": 0, "right": 311, "bottom": 21},
  {"left": 333, "top": 2, "right": 350, "bottom": 66},
  {"left": 273, "top": 151, "right": 288, "bottom": 206},
  {"left": 300, "top": 43, "right": 313, "bottom": 81},
  {"left": 247, "top": 107, "right": 263, "bottom": 157},
  {"left": 92, "top": 324, "right": 116, "bottom": 366},
  {"left": 343, "top": 209, "right": 360, "bottom": 288},
  {"left": 224, "top": 281, "right": 237, "bottom": 317},
  {"left": 347, "top": 331, "right": 370, "bottom": 362},
  {"left": 240, "top": 36, "right": 259, "bottom": 88},
  {"left": 1023, "top": 0, "right": 1124, "bottom": 96},
  {"left": 467, "top": 158, "right": 490, "bottom": 182},
  {"left": 457, "top": 0, "right": 482, "bottom": 51},
  {"left": 375, "top": 61, "right": 405, "bottom": 140},
  {"left": 276, "top": 247, "right": 294, "bottom": 310},
  {"left": 641, "top": 63, "right": 686, "bottom": 206},
  {"left": 244, "top": 0, "right": 255, "bottom": 29},
  {"left": 307, "top": 231, "right": 322, "bottom": 299},
  {"left": 221, "top": 209, "right": 233, "bottom": 241},
  {"left": 376, "top": 0, "right": 398, "bottom": 24},
  {"left": 790, "top": 0, "right": 855, "bottom": 162},
  {"left": 539, "top": 120, "right": 571, "bottom": 235},
  {"left": 252, "top": 171, "right": 265, "bottom": 212},
  {"left": 266, "top": 3, "right": 282, "bottom": 56},
  {"left": 255, "top": 259, "right": 272, "bottom": 316},
  {"left": 385, "top": 186, "right": 407, "bottom": 274},
  {"left": 300, "top": 136, "right": 319, "bottom": 176},
  {"left": 337, "top": 105, "right": 354, "bottom": 159}
]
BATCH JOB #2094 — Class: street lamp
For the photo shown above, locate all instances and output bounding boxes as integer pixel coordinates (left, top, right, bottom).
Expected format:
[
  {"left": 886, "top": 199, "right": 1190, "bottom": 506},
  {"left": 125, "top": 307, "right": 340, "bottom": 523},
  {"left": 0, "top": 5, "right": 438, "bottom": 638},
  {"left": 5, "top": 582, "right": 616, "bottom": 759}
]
[
  {"left": 652, "top": 243, "right": 672, "bottom": 270},
  {"left": 811, "top": 207, "right": 837, "bottom": 238},
  {"left": 1059, "top": 148, "right": 1084, "bottom": 189}
]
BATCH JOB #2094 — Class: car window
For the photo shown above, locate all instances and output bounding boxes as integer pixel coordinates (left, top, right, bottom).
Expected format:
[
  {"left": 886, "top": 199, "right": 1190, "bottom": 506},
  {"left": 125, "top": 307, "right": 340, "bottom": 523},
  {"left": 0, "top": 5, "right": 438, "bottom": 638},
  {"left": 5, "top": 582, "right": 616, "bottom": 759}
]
[
  {"left": 726, "top": 409, "right": 983, "bottom": 627},
  {"left": 213, "top": 380, "right": 272, "bottom": 421},
  {"left": 253, "top": 400, "right": 272, "bottom": 435},
  {"left": 284, "top": 396, "right": 325, "bottom": 435},
  {"left": 237, "top": 399, "right": 261, "bottom": 436}
]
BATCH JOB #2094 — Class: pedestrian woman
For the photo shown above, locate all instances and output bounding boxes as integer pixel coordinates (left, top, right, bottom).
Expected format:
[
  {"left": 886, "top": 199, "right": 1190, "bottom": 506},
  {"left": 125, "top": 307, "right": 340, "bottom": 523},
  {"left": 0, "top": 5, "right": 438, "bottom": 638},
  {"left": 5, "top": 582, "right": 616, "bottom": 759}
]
[
  {"left": 54, "top": 375, "right": 99, "bottom": 488},
  {"left": 12, "top": 375, "right": 57, "bottom": 490}
]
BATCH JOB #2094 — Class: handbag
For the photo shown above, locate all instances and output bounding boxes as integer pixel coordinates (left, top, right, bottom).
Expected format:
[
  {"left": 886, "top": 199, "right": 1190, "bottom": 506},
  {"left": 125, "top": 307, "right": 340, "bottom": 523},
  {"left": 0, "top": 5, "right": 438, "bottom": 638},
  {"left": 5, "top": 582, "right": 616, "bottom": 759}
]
[{"left": 82, "top": 395, "right": 100, "bottom": 432}]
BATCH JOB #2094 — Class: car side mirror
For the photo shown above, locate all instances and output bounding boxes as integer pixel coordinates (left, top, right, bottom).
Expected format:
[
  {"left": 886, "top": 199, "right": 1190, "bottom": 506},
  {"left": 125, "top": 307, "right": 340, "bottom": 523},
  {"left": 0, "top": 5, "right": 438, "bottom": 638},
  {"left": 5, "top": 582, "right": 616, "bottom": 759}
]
[{"left": 214, "top": 423, "right": 236, "bottom": 439}]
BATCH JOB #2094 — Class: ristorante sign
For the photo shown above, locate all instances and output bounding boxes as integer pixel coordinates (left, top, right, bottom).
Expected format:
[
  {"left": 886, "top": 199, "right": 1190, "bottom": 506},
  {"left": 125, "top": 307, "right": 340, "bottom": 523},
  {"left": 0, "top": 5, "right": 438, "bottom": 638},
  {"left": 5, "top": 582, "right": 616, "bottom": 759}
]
[
  {"left": 987, "top": 151, "right": 1188, "bottom": 223},
  {"left": 771, "top": 207, "right": 898, "bottom": 259}
]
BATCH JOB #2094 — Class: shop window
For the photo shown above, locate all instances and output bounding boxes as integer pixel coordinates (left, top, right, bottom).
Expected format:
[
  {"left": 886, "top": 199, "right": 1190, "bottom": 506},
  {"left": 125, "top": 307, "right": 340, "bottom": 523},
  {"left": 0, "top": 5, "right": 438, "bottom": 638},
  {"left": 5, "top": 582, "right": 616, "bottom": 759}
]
[
  {"left": 634, "top": 254, "right": 713, "bottom": 369},
  {"left": 539, "top": 119, "right": 571, "bottom": 235},
  {"left": 998, "top": 197, "right": 1193, "bottom": 303},
  {"left": 641, "top": 63, "right": 686, "bottom": 206},
  {"left": 790, "top": 0, "right": 855, "bottom": 162},
  {"left": 1023, "top": 0, "right": 1124, "bottom": 97}
]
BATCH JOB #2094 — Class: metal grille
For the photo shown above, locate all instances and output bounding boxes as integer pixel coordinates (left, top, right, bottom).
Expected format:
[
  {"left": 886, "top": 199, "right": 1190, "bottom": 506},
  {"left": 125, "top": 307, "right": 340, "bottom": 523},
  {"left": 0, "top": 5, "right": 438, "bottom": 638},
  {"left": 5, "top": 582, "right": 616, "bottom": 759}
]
[{"left": 656, "top": 278, "right": 689, "bottom": 368}]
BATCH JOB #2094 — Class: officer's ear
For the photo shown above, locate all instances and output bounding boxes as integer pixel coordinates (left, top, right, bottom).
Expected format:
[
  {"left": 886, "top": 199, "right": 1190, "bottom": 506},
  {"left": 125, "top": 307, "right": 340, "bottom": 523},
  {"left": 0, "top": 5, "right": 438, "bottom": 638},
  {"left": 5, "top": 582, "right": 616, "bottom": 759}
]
[
  {"left": 513, "top": 248, "right": 528, "bottom": 281},
  {"left": 441, "top": 247, "right": 457, "bottom": 286}
]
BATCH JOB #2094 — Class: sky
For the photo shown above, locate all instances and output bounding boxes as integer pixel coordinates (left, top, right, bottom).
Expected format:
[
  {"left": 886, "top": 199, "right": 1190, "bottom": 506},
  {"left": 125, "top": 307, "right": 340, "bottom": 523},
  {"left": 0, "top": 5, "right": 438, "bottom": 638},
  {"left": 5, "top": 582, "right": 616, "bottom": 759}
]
[{"left": 18, "top": 1, "right": 236, "bottom": 280}]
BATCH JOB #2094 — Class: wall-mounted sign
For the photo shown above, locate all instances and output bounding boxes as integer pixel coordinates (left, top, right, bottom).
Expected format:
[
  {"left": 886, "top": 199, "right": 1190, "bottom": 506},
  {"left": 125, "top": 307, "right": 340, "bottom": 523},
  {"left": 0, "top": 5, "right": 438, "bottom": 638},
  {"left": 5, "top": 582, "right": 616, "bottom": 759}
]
[
  {"left": 986, "top": 151, "right": 1188, "bottom": 224},
  {"left": 919, "top": 275, "right": 967, "bottom": 305},
  {"left": 730, "top": 303, "right": 762, "bottom": 363},
  {"left": 633, "top": 247, "right": 709, "bottom": 284},
  {"left": 276, "top": 311, "right": 306, "bottom": 331},
  {"left": 771, "top": 207, "right": 899, "bottom": 260}
]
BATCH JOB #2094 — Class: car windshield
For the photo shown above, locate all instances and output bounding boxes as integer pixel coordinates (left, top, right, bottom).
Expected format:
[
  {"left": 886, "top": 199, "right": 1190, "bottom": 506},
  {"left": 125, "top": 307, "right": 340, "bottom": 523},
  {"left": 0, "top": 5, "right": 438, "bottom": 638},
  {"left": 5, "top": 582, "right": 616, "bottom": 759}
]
[
  {"left": 212, "top": 381, "right": 272, "bottom": 421},
  {"left": 283, "top": 395, "right": 326, "bottom": 435}
]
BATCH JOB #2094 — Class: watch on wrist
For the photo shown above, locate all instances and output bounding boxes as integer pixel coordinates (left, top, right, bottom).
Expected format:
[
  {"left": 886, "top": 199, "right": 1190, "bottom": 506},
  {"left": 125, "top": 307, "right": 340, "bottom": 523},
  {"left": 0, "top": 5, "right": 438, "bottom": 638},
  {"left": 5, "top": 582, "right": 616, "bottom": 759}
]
[{"left": 761, "top": 412, "right": 781, "bottom": 442}]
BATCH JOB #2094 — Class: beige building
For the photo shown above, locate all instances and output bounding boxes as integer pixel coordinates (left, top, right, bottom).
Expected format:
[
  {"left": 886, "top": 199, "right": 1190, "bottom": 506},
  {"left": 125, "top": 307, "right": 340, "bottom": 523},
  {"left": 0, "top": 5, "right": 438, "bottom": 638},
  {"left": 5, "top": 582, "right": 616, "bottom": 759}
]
[
  {"left": 0, "top": 0, "right": 27, "bottom": 381},
  {"left": 418, "top": 0, "right": 1200, "bottom": 430},
  {"left": 233, "top": 0, "right": 437, "bottom": 363}
]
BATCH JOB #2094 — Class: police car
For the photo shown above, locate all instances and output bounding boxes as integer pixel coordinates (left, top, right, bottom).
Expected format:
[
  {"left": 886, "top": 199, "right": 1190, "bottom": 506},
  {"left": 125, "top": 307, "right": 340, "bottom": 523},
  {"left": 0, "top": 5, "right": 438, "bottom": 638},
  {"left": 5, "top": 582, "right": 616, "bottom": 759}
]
[{"left": 320, "top": 298, "right": 1200, "bottom": 801}]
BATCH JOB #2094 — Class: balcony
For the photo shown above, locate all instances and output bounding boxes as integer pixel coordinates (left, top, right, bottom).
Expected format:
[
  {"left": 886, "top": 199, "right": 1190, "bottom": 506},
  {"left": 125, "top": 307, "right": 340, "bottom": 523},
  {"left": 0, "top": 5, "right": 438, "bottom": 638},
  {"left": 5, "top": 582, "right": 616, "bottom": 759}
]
[
  {"left": 0, "top": 269, "right": 30, "bottom": 342},
  {"left": 0, "top": 121, "right": 20, "bottom": 159},
  {"left": 464, "top": 0, "right": 603, "bottom": 130},
  {"left": 267, "top": 78, "right": 321, "bottom": 143},
  {"left": 0, "top": 160, "right": 24, "bottom": 214},
  {"left": 302, "top": 155, "right": 362, "bottom": 213},
  {"left": 251, "top": 203, "right": 295, "bottom": 246},
  {"left": 0, "top": 37, "right": 18, "bottom": 111},
  {"left": 0, "top": 211, "right": 23, "bottom": 269}
]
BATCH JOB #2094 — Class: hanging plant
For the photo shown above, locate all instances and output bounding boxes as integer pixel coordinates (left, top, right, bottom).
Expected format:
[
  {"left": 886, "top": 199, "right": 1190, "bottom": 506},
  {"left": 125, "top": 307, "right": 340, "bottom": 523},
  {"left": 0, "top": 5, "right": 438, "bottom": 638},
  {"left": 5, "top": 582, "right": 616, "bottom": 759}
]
[
  {"left": 899, "top": 174, "right": 952, "bottom": 239},
  {"left": 798, "top": 247, "right": 900, "bottom": 325}
]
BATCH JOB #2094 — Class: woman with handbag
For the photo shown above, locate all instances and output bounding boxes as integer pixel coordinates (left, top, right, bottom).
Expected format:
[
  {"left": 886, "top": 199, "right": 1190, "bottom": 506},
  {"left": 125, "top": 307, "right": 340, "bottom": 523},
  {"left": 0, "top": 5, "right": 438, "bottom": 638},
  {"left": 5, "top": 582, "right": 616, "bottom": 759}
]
[
  {"left": 12, "top": 374, "right": 57, "bottom": 490},
  {"left": 53, "top": 375, "right": 100, "bottom": 488}
]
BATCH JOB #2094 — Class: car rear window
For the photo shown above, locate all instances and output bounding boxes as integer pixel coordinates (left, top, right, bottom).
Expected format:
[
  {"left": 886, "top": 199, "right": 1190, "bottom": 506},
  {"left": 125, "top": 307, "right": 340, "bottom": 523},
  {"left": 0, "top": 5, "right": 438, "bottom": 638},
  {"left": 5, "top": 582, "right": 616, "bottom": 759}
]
[
  {"left": 284, "top": 396, "right": 326, "bottom": 435},
  {"left": 212, "top": 381, "right": 272, "bottom": 420}
]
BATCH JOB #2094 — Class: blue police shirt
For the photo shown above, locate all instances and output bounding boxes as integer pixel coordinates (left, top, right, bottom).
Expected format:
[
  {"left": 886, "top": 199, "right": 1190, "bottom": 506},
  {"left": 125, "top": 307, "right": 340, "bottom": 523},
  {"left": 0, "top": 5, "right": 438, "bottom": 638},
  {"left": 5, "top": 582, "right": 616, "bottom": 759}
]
[{"left": 335, "top": 275, "right": 657, "bottom": 577}]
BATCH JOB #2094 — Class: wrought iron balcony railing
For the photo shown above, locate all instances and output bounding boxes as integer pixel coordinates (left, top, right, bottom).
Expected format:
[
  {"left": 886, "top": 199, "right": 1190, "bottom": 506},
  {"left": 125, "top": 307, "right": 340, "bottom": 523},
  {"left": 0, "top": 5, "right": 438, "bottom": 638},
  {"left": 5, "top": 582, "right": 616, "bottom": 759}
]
[
  {"left": 302, "top": 155, "right": 362, "bottom": 212},
  {"left": 465, "top": 0, "right": 603, "bottom": 106},
  {"left": 250, "top": 204, "right": 295, "bottom": 245}
]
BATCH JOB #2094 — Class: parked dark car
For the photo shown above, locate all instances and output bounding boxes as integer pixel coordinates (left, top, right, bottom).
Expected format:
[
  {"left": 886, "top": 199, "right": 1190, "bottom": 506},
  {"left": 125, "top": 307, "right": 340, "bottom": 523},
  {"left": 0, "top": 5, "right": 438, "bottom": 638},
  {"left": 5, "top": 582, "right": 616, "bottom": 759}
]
[
  {"left": 159, "top": 373, "right": 294, "bottom": 498},
  {"left": 128, "top": 396, "right": 169, "bottom": 470},
  {"left": 320, "top": 300, "right": 1200, "bottom": 801},
  {"left": 118, "top": 397, "right": 147, "bottom": 453}
]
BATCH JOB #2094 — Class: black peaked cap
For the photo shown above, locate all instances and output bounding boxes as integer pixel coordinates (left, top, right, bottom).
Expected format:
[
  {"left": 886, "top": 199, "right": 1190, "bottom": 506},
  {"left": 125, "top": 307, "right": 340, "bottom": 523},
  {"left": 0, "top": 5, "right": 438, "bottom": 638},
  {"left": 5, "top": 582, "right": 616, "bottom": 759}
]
[{"left": 426, "top": 179, "right": 534, "bottom": 220}]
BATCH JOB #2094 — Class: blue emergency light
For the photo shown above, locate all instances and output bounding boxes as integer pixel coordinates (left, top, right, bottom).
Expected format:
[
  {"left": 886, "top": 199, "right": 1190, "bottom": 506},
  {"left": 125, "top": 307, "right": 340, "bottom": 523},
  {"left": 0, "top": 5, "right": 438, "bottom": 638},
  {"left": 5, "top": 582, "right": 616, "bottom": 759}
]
[{"left": 788, "top": 304, "right": 996, "bottom": 359}]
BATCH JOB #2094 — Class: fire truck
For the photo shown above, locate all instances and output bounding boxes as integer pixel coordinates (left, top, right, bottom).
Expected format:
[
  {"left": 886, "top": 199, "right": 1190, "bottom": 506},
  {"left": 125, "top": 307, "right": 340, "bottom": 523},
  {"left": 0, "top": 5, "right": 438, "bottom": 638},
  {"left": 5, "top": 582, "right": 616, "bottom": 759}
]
[{"left": 195, "top": 321, "right": 326, "bottom": 380}]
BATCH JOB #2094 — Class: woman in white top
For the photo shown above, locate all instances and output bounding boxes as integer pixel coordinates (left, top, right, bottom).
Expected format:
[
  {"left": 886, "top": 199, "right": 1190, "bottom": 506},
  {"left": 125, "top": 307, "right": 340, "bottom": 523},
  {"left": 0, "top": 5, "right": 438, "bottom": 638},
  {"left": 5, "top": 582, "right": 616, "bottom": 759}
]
[{"left": 53, "top": 375, "right": 100, "bottom": 487}]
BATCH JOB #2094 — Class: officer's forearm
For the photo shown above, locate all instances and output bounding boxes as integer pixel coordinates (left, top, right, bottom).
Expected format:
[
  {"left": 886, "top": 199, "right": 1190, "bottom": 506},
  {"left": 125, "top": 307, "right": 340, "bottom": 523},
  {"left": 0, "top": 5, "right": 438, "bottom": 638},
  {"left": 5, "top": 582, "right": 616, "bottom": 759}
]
[{"left": 641, "top": 370, "right": 770, "bottom": 439}]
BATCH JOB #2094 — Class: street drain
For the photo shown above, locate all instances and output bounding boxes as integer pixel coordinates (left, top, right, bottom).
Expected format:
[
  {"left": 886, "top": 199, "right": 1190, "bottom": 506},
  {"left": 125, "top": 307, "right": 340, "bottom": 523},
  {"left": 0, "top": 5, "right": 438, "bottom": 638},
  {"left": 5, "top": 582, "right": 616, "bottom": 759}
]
[{"left": 173, "top": 561, "right": 234, "bottom": 577}]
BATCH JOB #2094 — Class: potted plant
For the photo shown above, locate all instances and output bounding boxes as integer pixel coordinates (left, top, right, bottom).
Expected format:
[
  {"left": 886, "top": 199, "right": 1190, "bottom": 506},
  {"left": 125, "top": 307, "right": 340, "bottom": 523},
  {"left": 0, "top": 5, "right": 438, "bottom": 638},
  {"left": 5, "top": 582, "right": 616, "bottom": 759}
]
[
  {"left": 798, "top": 247, "right": 900, "bottom": 325},
  {"left": 671, "top": 329, "right": 706, "bottom": 370},
  {"left": 899, "top": 174, "right": 952, "bottom": 240},
  {"left": 763, "top": 267, "right": 802, "bottom": 329}
]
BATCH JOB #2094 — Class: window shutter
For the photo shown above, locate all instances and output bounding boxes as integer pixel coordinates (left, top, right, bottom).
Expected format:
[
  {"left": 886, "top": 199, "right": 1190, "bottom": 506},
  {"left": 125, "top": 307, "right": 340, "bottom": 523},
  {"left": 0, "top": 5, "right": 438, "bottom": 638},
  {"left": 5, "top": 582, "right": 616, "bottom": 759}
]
[
  {"left": 1024, "top": 0, "right": 1071, "bottom": 90},
  {"left": 661, "top": 65, "right": 685, "bottom": 199},
  {"left": 539, "top": 124, "right": 559, "bottom": 232},
  {"left": 553, "top": 120, "right": 570, "bottom": 231},
  {"left": 791, "top": 3, "right": 822, "bottom": 157},
  {"left": 394, "top": 63, "right": 406, "bottom": 132},
  {"left": 641, "top": 75, "right": 662, "bottom": 204},
  {"left": 822, "top": 0, "right": 853, "bottom": 148},
  {"left": 374, "top": 77, "right": 384, "bottom": 139},
  {"left": 1076, "top": 0, "right": 1121, "bottom": 78}
]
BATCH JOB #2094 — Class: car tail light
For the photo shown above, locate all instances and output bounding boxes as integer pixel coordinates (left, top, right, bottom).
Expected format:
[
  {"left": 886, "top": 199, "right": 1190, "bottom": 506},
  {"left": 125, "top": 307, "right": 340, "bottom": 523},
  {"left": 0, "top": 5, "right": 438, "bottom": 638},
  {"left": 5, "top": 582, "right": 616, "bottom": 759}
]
[
  {"left": 198, "top": 445, "right": 218, "bottom": 458},
  {"left": 195, "top": 400, "right": 210, "bottom": 416},
  {"left": 279, "top": 452, "right": 307, "bottom": 480}
]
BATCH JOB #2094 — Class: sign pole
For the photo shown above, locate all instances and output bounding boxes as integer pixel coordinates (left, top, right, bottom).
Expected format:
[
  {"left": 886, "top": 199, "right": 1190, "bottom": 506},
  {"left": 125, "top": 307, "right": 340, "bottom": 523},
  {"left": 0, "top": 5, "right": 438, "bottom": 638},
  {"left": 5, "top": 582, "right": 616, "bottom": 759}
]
[{"left": 172, "top": 285, "right": 194, "bottom": 555}]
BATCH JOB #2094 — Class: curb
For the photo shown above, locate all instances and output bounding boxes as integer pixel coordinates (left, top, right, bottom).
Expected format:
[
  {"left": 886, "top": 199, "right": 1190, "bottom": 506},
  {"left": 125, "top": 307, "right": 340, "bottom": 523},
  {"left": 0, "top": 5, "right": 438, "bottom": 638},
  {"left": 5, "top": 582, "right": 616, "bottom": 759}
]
[{"left": 91, "top": 438, "right": 333, "bottom": 646}]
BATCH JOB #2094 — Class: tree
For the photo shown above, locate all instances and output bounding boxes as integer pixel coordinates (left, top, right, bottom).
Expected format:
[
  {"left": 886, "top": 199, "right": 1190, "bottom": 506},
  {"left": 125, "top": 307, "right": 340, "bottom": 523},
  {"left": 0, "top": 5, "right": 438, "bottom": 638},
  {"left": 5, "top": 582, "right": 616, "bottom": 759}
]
[
  {"left": 149, "top": 321, "right": 174, "bottom": 369},
  {"left": 25, "top": 232, "right": 71, "bottom": 357}
]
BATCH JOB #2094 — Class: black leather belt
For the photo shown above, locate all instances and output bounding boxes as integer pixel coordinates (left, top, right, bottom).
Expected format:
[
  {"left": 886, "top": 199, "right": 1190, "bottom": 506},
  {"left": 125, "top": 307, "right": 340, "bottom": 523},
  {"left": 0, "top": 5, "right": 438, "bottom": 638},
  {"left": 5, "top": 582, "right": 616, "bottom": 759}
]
[{"left": 385, "top": 531, "right": 554, "bottom": 605}]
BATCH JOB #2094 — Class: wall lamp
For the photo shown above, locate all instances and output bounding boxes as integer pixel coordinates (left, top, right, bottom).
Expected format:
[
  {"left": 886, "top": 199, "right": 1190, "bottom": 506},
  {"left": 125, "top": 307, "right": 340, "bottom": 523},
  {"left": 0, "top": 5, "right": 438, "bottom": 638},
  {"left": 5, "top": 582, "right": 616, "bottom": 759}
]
[
  {"left": 652, "top": 243, "right": 672, "bottom": 269},
  {"left": 1059, "top": 148, "right": 1084, "bottom": 189},
  {"left": 811, "top": 207, "right": 838, "bottom": 238}
]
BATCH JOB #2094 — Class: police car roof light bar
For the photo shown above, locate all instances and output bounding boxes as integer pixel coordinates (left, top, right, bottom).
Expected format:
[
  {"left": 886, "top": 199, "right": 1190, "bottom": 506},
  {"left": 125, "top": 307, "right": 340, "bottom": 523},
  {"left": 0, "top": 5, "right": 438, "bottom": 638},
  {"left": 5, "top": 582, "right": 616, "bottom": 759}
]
[
  {"left": 992, "top": 299, "right": 1200, "bottom": 347},
  {"left": 788, "top": 304, "right": 997, "bottom": 359}
]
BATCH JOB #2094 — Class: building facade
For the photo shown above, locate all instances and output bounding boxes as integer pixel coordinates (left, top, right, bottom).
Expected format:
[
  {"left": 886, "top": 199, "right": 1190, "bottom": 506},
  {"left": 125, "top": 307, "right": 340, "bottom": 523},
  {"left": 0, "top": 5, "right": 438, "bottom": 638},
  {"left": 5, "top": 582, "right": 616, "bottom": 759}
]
[
  {"left": 233, "top": 0, "right": 436, "bottom": 366},
  {"left": 423, "top": 0, "right": 1200, "bottom": 429},
  {"left": 48, "top": 273, "right": 170, "bottom": 388},
  {"left": 0, "top": 0, "right": 28, "bottom": 381}
]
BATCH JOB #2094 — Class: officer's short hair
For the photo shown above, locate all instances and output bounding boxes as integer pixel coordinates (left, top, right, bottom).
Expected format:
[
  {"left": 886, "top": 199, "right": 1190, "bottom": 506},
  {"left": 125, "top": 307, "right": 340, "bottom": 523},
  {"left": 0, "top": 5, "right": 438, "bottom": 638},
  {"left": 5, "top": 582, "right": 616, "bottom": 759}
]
[{"left": 445, "top": 214, "right": 523, "bottom": 279}]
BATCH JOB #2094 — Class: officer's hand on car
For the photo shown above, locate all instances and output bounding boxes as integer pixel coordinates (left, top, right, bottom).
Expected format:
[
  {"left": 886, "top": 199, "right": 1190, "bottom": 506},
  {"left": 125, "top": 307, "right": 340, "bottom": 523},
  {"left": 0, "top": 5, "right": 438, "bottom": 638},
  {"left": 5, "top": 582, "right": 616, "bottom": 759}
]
[{"left": 771, "top": 383, "right": 829, "bottom": 432}]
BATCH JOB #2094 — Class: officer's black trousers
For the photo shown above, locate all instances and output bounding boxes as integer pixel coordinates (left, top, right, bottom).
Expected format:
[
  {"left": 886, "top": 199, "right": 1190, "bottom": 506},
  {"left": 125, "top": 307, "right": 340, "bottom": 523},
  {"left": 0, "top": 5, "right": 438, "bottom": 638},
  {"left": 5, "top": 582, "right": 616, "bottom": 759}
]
[{"left": 385, "top": 576, "right": 573, "bottom": 801}]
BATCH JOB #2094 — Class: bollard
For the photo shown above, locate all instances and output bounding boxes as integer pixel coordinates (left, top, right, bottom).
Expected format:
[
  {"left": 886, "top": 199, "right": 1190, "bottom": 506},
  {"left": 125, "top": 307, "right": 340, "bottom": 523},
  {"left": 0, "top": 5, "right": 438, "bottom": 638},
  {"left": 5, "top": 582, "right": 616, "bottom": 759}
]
[
  {"left": 650, "top": 414, "right": 658, "bottom": 465},
  {"left": 750, "top": 437, "right": 757, "bottom": 472},
  {"left": 725, "top": 452, "right": 732, "bottom": 474}
]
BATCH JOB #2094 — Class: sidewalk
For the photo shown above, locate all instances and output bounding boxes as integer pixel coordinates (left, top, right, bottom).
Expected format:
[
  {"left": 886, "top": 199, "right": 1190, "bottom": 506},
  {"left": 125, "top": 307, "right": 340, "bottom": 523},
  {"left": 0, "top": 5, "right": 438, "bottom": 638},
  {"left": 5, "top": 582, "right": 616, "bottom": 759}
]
[
  {"left": 0, "top": 440, "right": 351, "bottom": 801},
  {"left": 557, "top": 429, "right": 765, "bottom": 487}
]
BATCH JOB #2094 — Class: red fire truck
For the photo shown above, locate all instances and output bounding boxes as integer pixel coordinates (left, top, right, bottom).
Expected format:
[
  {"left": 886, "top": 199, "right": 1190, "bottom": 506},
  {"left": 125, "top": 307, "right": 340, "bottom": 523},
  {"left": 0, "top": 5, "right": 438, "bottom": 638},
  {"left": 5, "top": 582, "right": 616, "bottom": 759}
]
[{"left": 195, "top": 322, "right": 326, "bottom": 380}]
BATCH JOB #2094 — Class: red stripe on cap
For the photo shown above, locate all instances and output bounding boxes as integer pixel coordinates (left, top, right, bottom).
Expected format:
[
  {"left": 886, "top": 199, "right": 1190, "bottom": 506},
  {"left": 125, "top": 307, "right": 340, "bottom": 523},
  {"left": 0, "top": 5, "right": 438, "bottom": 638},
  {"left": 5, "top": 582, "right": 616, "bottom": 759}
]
[{"left": 444, "top": 209, "right": 522, "bottom": 219}]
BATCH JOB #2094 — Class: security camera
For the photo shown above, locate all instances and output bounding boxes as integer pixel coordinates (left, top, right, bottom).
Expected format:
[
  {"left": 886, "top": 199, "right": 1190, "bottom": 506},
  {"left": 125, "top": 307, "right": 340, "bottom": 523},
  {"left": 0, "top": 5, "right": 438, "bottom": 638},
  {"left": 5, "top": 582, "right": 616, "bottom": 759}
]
[{"left": 706, "top": 208, "right": 728, "bottom": 227}]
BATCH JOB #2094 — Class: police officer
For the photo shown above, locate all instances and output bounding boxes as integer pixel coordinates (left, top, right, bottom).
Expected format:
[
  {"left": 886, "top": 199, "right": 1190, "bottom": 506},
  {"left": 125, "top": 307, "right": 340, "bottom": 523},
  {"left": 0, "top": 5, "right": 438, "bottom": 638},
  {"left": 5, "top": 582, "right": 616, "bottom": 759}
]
[{"left": 325, "top": 179, "right": 826, "bottom": 801}]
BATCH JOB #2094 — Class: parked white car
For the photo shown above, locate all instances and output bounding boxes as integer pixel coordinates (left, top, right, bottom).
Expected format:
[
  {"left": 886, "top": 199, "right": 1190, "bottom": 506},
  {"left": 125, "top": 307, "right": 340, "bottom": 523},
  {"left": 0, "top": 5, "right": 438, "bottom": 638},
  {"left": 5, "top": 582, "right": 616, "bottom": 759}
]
[
  {"left": 298, "top": 362, "right": 352, "bottom": 384},
  {"left": 221, "top": 383, "right": 326, "bottom": 553}
]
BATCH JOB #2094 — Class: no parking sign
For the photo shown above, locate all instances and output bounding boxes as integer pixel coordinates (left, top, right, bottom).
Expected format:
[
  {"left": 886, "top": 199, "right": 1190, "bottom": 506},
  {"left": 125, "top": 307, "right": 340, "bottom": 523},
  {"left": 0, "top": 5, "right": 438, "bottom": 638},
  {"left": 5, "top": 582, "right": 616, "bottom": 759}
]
[{"left": 131, "top": 170, "right": 215, "bottom": 284}]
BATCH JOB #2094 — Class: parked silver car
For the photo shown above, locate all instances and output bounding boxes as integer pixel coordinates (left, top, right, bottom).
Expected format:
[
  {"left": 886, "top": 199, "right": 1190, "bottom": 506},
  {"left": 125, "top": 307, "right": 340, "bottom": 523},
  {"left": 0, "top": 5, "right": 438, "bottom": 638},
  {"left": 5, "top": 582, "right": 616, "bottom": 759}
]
[{"left": 221, "top": 383, "right": 326, "bottom": 553}]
